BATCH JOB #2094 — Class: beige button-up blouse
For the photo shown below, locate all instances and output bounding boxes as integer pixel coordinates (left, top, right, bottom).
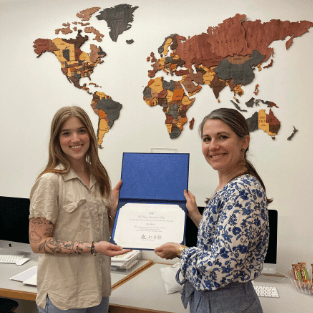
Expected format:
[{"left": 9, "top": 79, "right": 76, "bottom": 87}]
[{"left": 29, "top": 167, "right": 111, "bottom": 310}]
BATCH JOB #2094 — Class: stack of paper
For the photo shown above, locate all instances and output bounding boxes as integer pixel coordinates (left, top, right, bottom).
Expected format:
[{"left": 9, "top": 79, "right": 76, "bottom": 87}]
[
  {"left": 111, "top": 250, "right": 141, "bottom": 271},
  {"left": 10, "top": 266, "right": 37, "bottom": 286}
]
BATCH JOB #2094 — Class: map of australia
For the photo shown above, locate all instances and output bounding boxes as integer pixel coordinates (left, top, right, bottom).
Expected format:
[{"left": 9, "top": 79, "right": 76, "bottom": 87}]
[
  {"left": 33, "top": 4, "right": 138, "bottom": 147},
  {"left": 143, "top": 14, "right": 313, "bottom": 139}
]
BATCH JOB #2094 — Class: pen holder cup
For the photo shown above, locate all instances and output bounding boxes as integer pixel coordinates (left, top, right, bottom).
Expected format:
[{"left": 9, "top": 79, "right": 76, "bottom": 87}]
[{"left": 289, "top": 271, "right": 313, "bottom": 295}]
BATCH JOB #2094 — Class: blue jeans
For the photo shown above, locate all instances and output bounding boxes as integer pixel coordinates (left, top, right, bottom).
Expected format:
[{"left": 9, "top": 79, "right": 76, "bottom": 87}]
[{"left": 38, "top": 296, "right": 109, "bottom": 313}]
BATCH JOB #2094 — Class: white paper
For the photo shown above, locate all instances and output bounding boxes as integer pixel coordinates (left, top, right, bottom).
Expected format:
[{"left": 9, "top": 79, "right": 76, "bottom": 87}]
[
  {"left": 111, "top": 250, "right": 141, "bottom": 263},
  {"left": 23, "top": 273, "right": 37, "bottom": 286},
  {"left": 10, "top": 266, "right": 37, "bottom": 282},
  {"left": 113, "top": 203, "right": 185, "bottom": 249}
]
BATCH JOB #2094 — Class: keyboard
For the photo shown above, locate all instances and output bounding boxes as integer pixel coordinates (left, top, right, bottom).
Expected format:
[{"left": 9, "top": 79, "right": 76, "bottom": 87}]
[
  {"left": 0, "top": 254, "right": 30, "bottom": 265},
  {"left": 0, "top": 254, "right": 23, "bottom": 264},
  {"left": 253, "top": 285, "right": 279, "bottom": 298}
]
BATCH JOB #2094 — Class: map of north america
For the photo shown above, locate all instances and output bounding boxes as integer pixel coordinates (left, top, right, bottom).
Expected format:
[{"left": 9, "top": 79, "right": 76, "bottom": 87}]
[{"left": 33, "top": 4, "right": 138, "bottom": 147}]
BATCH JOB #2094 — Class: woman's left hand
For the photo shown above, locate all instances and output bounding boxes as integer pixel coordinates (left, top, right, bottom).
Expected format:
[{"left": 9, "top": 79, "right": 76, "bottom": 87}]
[
  {"left": 155, "top": 242, "right": 180, "bottom": 260},
  {"left": 110, "top": 180, "right": 122, "bottom": 217}
]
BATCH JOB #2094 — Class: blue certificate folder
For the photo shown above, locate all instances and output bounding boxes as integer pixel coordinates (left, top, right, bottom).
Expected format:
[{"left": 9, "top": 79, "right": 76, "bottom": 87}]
[{"left": 111, "top": 152, "right": 190, "bottom": 250}]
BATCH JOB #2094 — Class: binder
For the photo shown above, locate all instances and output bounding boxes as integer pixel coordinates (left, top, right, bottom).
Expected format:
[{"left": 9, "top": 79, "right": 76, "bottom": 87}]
[{"left": 111, "top": 152, "right": 189, "bottom": 250}]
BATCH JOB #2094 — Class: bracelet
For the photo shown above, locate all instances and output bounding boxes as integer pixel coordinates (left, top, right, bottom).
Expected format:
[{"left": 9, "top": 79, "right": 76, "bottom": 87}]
[
  {"left": 74, "top": 242, "right": 79, "bottom": 254},
  {"left": 177, "top": 245, "right": 187, "bottom": 258},
  {"left": 91, "top": 241, "right": 97, "bottom": 256}
]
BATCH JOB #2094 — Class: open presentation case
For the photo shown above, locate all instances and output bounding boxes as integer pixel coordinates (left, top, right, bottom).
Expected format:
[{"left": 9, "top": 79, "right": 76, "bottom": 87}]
[{"left": 111, "top": 152, "right": 190, "bottom": 250}]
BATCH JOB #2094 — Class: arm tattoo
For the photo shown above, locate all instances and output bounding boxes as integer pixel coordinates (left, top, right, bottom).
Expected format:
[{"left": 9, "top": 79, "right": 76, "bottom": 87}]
[
  {"left": 38, "top": 238, "right": 75, "bottom": 254},
  {"left": 29, "top": 218, "right": 53, "bottom": 244},
  {"left": 38, "top": 240, "right": 92, "bottom": 255},
  {"left": 29, "top": 217, "right": 92, "bottom": 255}
]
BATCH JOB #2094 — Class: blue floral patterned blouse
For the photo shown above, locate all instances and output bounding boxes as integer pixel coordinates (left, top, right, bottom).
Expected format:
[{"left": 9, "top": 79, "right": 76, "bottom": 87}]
[{"left": 178, "top": 174, "right": 269, "bottom": 291}]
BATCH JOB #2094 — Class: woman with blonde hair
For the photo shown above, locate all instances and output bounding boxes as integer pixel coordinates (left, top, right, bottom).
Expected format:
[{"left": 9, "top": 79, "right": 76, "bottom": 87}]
[{"left": 29, "top": 106, "right": 130, "bottom": 313}]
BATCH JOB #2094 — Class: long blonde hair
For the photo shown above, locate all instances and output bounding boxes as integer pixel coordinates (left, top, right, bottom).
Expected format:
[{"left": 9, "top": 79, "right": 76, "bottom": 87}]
[{"left": 39, "top": 106, "right": 111, "bottom": 197}]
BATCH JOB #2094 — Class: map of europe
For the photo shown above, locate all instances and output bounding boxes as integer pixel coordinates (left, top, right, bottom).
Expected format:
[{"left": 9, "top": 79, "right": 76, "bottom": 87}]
[{"left": 33, "top": 7, "right": 313, "bottom": 145}]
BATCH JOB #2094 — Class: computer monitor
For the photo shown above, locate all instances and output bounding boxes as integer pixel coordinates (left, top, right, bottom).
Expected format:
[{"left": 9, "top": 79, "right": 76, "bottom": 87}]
[
  {"left": 0, "top": 196, "right": 30, "bottom": 244},
  {"left": 185, "top": 208, "right": 278, "bottom": 275},
  {"left": 262, "top": 209, "right": 278, "bottom": 275}
]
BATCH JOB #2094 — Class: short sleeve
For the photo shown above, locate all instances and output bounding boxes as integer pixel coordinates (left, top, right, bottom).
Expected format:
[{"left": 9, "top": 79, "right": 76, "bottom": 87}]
[{"left": 29, "top": 175, "right": 59, "bottom": 224}]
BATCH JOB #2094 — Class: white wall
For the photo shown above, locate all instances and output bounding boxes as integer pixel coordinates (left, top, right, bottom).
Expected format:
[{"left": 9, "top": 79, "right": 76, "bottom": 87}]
[{"left": 1, "top": 0, "right": 313, "bottom": 285}]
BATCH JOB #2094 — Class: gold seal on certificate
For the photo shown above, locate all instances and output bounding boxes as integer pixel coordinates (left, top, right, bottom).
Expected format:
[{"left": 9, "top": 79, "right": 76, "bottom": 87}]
[{"left": 112, "top": 203, "right": 186, "bottom": 250}]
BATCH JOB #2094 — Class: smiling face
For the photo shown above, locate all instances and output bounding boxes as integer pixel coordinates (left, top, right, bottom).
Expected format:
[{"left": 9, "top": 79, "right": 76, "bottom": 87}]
[
  {"left": 201, "top": 119, "right": 249, "bottom": 176},
  {"left": 59, "top": 116, "right": 90, "bottom": 166}
]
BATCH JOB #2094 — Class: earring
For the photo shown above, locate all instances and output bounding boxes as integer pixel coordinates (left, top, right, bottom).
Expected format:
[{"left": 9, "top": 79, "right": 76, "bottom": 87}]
[{"left": 241, "top": 149, "right": 245, "bottom": 152}]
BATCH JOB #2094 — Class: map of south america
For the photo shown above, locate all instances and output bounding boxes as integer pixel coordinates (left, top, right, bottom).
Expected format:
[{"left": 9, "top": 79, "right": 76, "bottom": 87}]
[{"left": 143, "top": 14, "right": 313, "bottom": 139}]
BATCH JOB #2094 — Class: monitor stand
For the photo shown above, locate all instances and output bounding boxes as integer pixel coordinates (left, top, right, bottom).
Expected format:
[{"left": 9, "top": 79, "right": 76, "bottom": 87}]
[{"left": 261, "top": 263, "right": 277, "bottom": 275}]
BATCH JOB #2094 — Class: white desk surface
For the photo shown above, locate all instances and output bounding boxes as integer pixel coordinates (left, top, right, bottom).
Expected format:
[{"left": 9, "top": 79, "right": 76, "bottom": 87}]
[
  {"left": 0, "top": 243, "right": 38, "bottom": 299},
  {"left": 111, "top": 263, "right": 313, "bottom": 313},
  {"left": 0, "top": 241, "right": 152, "bottom": 301},
  {"left": 110, "top": 263, "right": 188, "bottom": 313},
  {"left": 254, "top": 275, "right": 313, "bottom": 312}
]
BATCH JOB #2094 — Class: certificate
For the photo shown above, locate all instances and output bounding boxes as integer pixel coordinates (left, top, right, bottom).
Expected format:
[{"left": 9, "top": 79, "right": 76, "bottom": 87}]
[{"left": 112, "top": 203, "right": 186, "bottom": 250}]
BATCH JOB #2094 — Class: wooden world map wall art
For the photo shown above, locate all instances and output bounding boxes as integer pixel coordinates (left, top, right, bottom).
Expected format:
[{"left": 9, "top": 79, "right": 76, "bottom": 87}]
[{"left": 33, "top": 7, "right": 312, "bottom": 145}]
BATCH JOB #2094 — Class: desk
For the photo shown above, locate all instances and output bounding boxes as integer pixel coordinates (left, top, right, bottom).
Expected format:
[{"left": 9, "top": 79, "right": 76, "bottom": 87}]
[
  {"left": 254, "top": 276, "right": 313, "bottom": 312},
  {"left": 0, "top": 242, "right": 152, "bottom": 304},
  {"left": 0, "top": 243, "right": 38, "bottom": 301},
  {"left": 2, "top": 243, "right": 313, "bottom": 313},
  {"left": 109, "top": 263, "right": 313, "bottom": 313}
]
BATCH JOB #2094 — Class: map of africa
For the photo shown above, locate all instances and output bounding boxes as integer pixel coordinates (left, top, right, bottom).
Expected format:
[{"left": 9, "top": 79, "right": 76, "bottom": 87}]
[
  {"left": 143, "top": 13, "right": 313, "bottom": 140},
  {"left": 33, "top": 8, "right": 312, "bottom": 145}
]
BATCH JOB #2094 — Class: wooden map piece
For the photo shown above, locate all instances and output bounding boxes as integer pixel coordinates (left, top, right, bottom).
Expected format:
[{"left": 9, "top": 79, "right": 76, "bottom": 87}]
[
  {"left": 55, "top": 26, "right": 73, "bottom": 35},
  {"left": 76, "top": 7, "right": 101, "bottom": 21},
  {"left": 150, "top": 52, "right": 157, "bottom": 62},
  {"left": 209, "top": 74, "right": 227, "bottom": 99},
  {"left": 143, "top": 77, "right": 195, "bottom": 138},
  {"left": 214, "top": 50, "right": 265, "bottom": 86},
  {"left": 189, "top": 118, "right": 195, "bottom": 130},
  {"left": 96, "top": 4, "right": 138, "bottom": 42},
  {"left": 241, "top": 18, "right": 313, "bottom": 62},
  {"left": 175, "top": 33, "right": 223, "bottom": 69},
  {"left": 181, "top": 76, "right": 202, "bottom": 96},
  {"left": 287, "top": 127, "right": 298, "bottom": 141},
  {"left": 175, "top": 69, "right": 189, "bottom": 76},
  {"left": 264, "top": 59, "right": 274, "bottom": 69},
  {"left": 231, "top": 100, "right": 247, "bottom": 112},
  {"left": 33, "top": 39, "right": 59, "bottom": 57},
  {"left": 84, "top": 26, "right": 104, "bottom": 42}
]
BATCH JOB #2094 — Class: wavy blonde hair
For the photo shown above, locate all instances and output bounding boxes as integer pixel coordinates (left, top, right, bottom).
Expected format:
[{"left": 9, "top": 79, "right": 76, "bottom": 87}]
[{"left": 39, "top": 106, "right": 111, "bottom": 197}]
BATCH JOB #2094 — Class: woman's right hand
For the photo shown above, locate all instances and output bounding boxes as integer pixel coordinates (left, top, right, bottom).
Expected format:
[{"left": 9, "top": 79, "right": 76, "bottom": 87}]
[
  {"left": 184, "top": 190, "right": 202, "bottom": 228},
  {"left": 95, "top": 241, "right": 131, "bottom": 257}
]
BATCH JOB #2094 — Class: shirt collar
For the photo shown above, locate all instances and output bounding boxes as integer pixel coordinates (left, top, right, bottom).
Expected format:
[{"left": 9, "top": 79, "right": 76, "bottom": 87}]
[{"left": 59, "top": 165, "right": 97, "bottom": 188}]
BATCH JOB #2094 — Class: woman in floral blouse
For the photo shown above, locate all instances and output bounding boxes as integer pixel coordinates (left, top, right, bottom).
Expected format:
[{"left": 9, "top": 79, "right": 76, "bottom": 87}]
[{"left": 155, "top": 108, "right": 271, "bottom": 313}]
